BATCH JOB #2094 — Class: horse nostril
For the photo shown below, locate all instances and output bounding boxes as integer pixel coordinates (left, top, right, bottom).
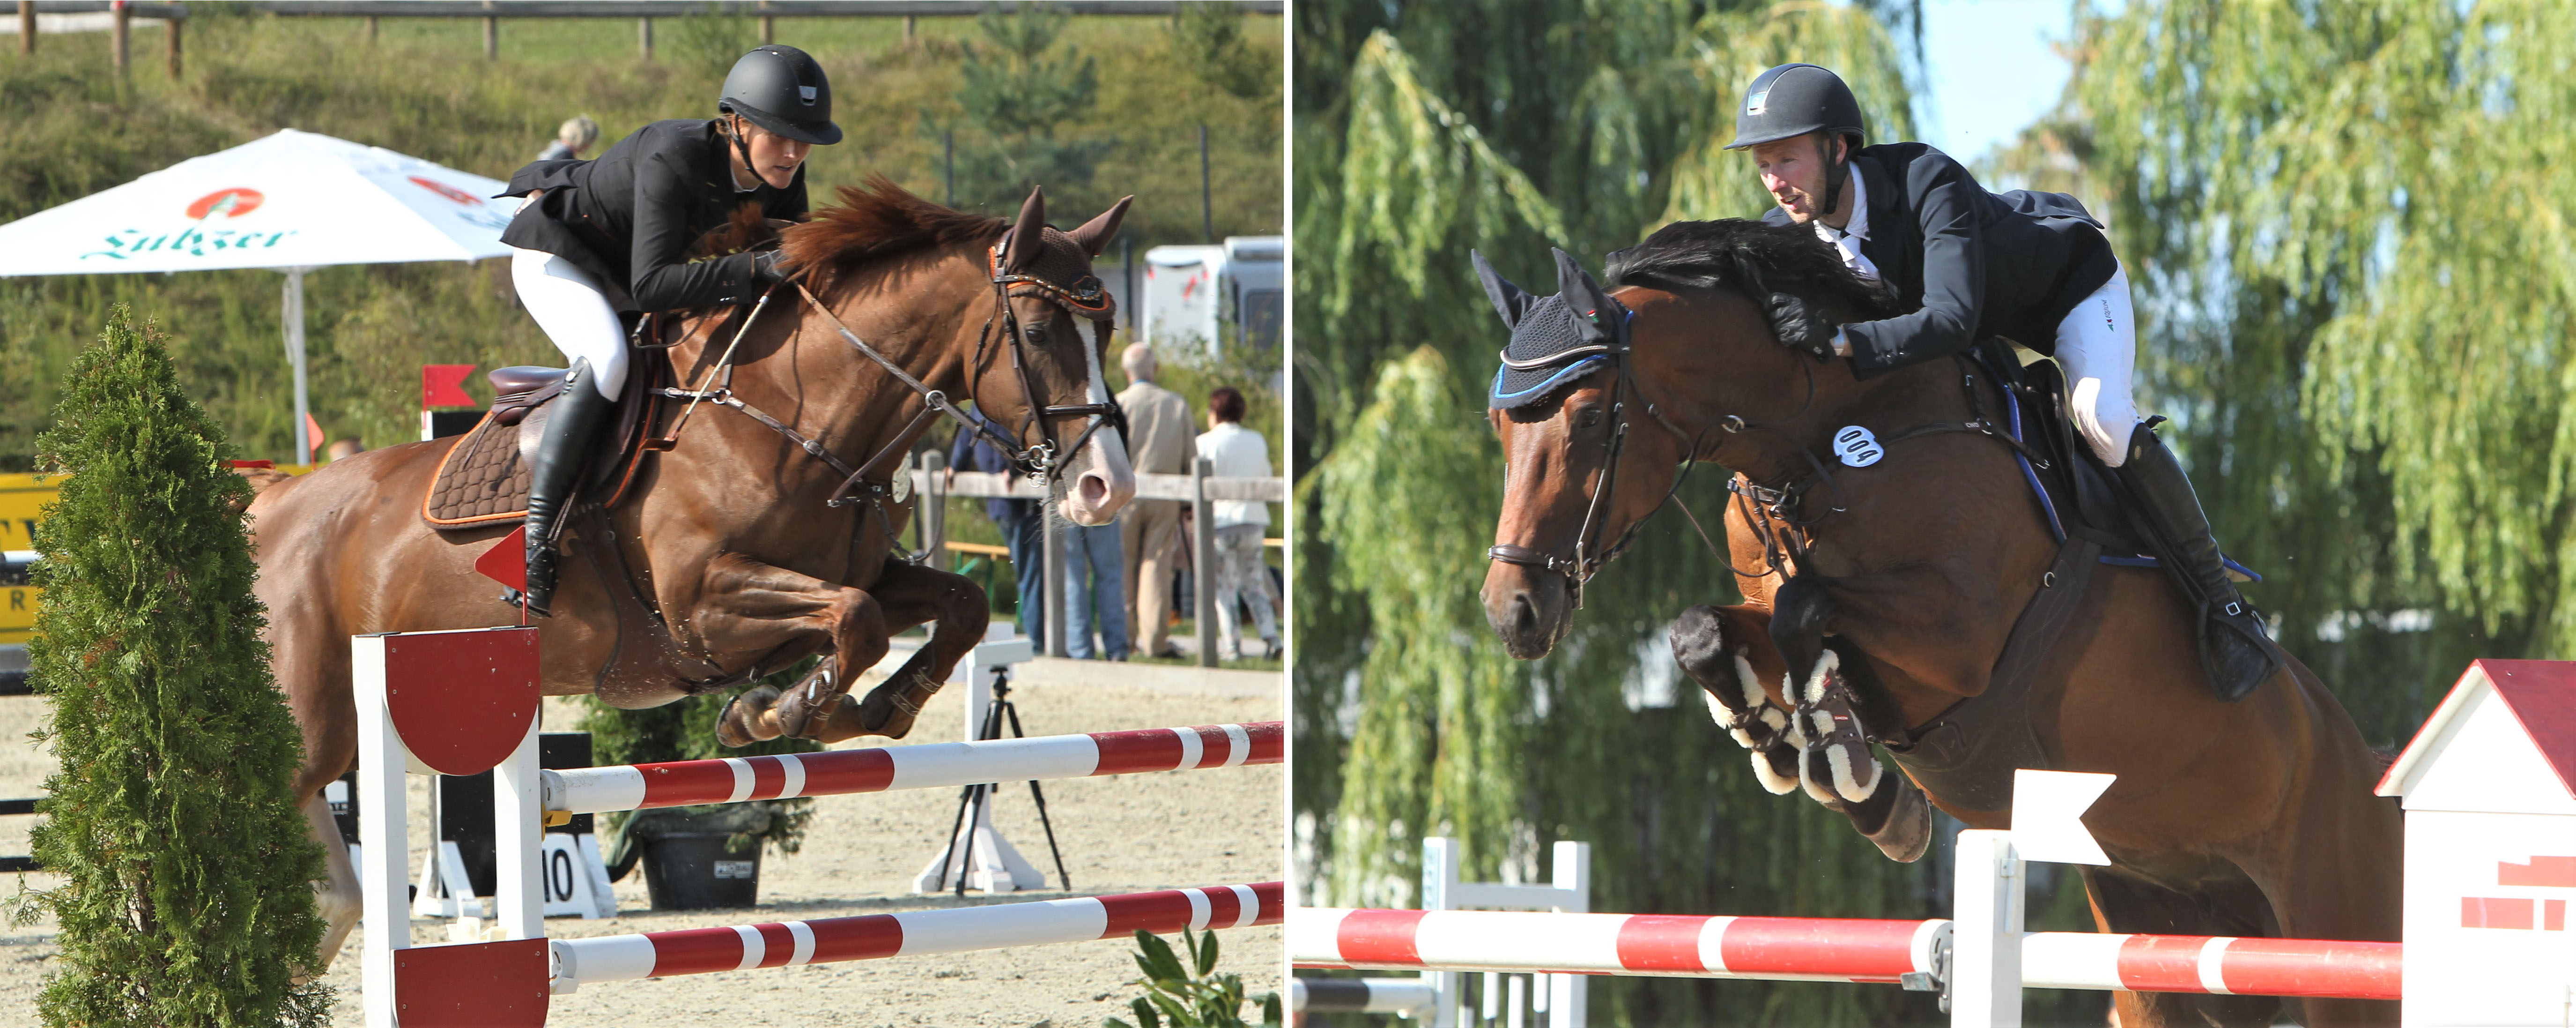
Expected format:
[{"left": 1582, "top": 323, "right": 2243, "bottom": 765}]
[
  {"left": 1511, "top": 593, "right": 1539, "bottom": 638},
  {"left": 1077, "top": 473, "right": 1110, "bottom": 507}
]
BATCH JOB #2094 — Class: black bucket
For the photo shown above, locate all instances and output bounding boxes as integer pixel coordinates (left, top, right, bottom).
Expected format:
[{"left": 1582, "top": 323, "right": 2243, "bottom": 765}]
[{"left": 640, "top": 832, "right": 763, "bottom": 910}]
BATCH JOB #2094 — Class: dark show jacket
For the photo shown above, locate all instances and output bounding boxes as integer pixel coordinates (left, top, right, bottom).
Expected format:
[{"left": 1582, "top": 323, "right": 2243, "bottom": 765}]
[
  {"left": 1762, "top": 142, "right": 2118, "bottom": 380},
  {"left": 496, "top": 118, "right": 807, "bottom": 314}
]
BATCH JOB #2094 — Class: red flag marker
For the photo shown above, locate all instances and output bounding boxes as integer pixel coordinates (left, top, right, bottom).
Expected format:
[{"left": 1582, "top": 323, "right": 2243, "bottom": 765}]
[{"left": 422, "top": 364, "right": 478, "bottom": 410}]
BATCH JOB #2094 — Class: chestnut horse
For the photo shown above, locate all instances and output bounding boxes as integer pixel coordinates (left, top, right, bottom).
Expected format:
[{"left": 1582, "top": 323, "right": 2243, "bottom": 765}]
[
  {"left": 249, "top": 182, "right": 1137, "bottom": 969},
  {"left": 1475, "top": 224, "right": 2398, "bottom": 1027}
]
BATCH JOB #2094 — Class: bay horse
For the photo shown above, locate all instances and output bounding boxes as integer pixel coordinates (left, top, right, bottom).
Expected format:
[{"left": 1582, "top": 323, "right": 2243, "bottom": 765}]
[
  {"left": 247, "top": 181, "right": 1137, "bottom": 969},
  {"left": 1474, "top": 225, "right": 2399, "bottom": 1027}
]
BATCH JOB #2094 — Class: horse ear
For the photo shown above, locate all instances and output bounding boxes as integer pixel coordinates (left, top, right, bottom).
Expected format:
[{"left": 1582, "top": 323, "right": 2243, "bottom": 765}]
[
  {"left": 1004, "top": 187, "right": 1047, "bottom": 273},
  {"left": 1066, "top": 195, "right": 1133, "bottom": 258},
  {"left": 1473, "top": 250, "right": 1535, "bottom": 330},
  {"left": 1553, "top": 247, "right": 1616, "bottom": 342}
]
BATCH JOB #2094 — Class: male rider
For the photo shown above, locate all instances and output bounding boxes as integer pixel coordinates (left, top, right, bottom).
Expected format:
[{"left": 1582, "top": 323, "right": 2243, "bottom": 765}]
[{"left": 1731, "top": 63, "right": 2277, "bottom": 700}]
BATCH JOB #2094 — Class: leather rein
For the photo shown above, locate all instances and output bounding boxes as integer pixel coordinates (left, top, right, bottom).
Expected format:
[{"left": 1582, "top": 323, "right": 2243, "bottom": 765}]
[
  {"left": 1489, "top": 312, "right": 2043, "bottom": 597},
  {"left": 648, "top": 241, "right": 1126, "bottom": 563}
]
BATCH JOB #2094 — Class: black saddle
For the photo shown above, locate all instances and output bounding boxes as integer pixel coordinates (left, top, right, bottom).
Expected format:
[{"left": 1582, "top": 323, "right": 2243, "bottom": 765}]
[{"left": 1980, "top": 346, "right": 2259, "bottom": 581}]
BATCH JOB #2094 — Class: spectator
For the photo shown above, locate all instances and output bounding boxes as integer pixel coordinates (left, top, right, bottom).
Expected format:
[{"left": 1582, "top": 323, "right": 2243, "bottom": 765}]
[
  {"left": 1115, "top": 343, "right": 1191, "bottom": 659},
  {"left": 536, "top": 115, "right": 601, "bottom": 162},
  {"left": 1061, "top": 510, "right": 1128, "bottom": 661},
  {"left": 1194, "top": 386, "right": 1278, "bottom": 660},
  {"left": 325, "top": 438, "right": 366, "bottom": 463},
  {"left": 949, "top": 410, "right": 1043, "bottom": 643}
]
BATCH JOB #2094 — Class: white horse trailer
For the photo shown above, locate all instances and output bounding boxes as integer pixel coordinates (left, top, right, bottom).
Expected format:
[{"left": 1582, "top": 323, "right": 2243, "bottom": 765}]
[{"left": 1141, "top": 236, "right": 1282, "bottom": 355}]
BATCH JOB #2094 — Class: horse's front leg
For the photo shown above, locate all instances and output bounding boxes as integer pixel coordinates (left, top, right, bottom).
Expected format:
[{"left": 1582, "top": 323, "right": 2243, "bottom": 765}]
[
  {"left": 685, "top": 552, "right": 891, "bottom": 741},
  {"left": 815, "top": 559, "right": 990, "bottom": 741},
  {"left": 1670, "top": 603, "right": 1801, "bottom": 795},
  {"left": 1768, "top": 574, "right": 1935, "bottom": 862}
]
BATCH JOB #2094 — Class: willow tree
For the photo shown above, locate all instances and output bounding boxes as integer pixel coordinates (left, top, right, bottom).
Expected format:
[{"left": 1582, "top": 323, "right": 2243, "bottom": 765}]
[
  {"left": 1295, "top": 2, "right": 1952, "bottom": 1022},
  {"left": 2042, "top": 0, "right": 2576, "bottom": 745}
]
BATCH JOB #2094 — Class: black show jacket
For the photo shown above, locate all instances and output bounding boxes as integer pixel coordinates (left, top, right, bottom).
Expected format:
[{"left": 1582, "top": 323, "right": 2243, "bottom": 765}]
[
  {"left": 497, "top": 119, "right": 808, "bottom": 314},
  {"left": 1762, "top": 142, "right": 2119, "bottom": 379}
]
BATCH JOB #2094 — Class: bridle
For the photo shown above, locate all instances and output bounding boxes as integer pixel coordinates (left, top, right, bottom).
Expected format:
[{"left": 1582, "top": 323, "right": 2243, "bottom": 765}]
[
  {"left": 651, "top": 234, "right": 1125, "bottom": 562},
  {"left": 1486, "top": 304, "right": 1729, "bottom": 608},
  {"left": 976, "top": 236, "right": 1128, "bottom": 478}
]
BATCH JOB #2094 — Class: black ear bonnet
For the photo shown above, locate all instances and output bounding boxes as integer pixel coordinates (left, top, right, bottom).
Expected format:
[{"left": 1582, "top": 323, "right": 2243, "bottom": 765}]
[{"left": 1478, "top": 248, "right": 1633, "bottom": 410}]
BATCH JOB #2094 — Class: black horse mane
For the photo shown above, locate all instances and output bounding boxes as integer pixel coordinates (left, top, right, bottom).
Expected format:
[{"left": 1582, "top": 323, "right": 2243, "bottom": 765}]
[{"left": 1605, "top": 218, "right": 1902, "bottom": 320}]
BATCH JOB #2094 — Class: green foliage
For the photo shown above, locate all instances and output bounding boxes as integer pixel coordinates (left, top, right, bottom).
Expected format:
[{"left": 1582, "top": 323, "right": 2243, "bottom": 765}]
[
  {"left": 2046, "top": 0, "right": 2559, "bottom": 744},
  {"left": 577, "top": 657, "right": 823, "bottom": 854},
  {"left": 671, "top": 1, "right": 758, "bottom": 85},
  {"left": 1168, "top": 3, "right": 1279, "bottom": 104},
  {"left": 1101, "top": 927, "right": 1282, "bottom": 1028},
  {"left": 1295, "top": 2, "right": 1943, "bottom": 1022},
  {"left": 0, "top": 12, "right": 1278, "bottom": 468},
  {"left": 7, "top": 306, "right": 330, "bottom": 1027},
  {"left": 933, "top": 2, "right": 1112, "bottom": 212}
]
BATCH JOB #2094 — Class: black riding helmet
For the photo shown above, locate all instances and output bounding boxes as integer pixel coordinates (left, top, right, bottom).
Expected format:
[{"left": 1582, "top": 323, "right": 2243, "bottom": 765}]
[
  {"left": 719, "top": 45, "right": 843, "bottom": 145},
  {"left": 1725, "top": 63, "right": 1866, "bottom": 216}
]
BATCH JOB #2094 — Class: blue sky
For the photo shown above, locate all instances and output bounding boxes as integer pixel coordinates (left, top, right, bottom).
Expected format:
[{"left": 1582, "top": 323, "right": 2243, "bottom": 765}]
[{"left": 1917, "top": 0, "right": 2079, "bottom": 164}]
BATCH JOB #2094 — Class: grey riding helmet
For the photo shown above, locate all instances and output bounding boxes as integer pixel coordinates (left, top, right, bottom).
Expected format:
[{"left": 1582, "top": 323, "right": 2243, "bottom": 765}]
[
  {"left": 719, "top": 45, "right": 843, "bottom": 145},
  {"left": 1724, "top": 63, "right": 1866, "bottom": 153}
]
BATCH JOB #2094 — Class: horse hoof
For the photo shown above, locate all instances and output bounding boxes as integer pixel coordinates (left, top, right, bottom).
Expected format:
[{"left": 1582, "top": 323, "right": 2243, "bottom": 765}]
[
  {"left": 716, "top": 685, "right": 783, "bottom": 748},
  {"left": 1865, "top": 780, "right": 1933, "bottom": 863},
  {"left": 853, "top": 674, "right": 933, "bottom": 739}
]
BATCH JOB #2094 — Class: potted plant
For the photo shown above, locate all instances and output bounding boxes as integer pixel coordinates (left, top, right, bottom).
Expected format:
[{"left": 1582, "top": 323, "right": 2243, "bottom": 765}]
[{"left": 581, "top": 656, "right": 824, "bottom": 910}]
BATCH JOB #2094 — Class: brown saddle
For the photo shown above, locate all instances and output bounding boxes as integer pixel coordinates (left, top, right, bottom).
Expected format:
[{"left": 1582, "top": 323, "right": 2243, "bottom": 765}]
[{"left": 420, "top": 353, "right": 667, "bottom": 531}]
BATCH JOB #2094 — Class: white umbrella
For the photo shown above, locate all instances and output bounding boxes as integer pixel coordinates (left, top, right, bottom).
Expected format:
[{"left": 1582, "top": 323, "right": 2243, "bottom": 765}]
[{"left": 0, "top": 128, "right": 523, "bottom": 461}]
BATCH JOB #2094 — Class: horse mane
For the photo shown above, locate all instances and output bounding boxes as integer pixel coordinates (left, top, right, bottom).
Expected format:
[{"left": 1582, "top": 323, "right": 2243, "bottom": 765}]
[
  {"left": 777, "top": 175, "right": 1006, "bottom": 288},
  {"left": 1605, "top": 218, "right": 1902, "bottom": 320}
]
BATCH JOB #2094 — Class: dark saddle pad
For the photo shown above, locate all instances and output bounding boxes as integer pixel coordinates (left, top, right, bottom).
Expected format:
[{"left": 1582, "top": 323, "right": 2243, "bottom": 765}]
[
  {"left": 421, "top": 357, "right": 666, "bottom": 531},
  {"left": 1985, "top": 349, "right": 2260, "bottom": 581}
]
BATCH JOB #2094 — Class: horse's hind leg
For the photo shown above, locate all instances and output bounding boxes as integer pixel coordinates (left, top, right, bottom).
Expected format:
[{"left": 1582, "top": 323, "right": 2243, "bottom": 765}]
[
  {"left": 299, "top": 793, "right": 363, "bottom": 979},
  {"left": 2085, "top": 868, "right": 2284, "bottom": 1028},
  {"left": 2240, "top": 677, "right": 2403, "bottom": 1027}
]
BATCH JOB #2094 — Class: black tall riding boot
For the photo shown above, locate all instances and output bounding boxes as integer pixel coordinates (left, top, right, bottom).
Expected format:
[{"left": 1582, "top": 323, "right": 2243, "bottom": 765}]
[
  {"left": 521, "top": 359, "right": 617, "bottom": 617},
  {"left": 2117, "top": 423, "right": 2281, "bottom": 701}
]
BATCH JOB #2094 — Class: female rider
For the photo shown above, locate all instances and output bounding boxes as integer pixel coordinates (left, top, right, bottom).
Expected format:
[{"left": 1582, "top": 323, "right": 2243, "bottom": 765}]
[
  {"left": 1728, "top": 63, "right": 2277, "bottom": 701},
  {"left": 496, "top": 45, "right": 841, "bottom": 616}
]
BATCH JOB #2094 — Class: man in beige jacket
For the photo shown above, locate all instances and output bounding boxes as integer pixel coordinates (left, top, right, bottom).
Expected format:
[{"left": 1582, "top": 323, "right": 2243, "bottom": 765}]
[{"left": 1117, "top": 344, "right": 1193, "bottom": 658}]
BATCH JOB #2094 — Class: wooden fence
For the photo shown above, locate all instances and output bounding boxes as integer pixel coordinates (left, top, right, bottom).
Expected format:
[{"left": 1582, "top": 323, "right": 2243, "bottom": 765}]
[{"left": 17, "top": 0, "right": 1280, "bottom": 66}]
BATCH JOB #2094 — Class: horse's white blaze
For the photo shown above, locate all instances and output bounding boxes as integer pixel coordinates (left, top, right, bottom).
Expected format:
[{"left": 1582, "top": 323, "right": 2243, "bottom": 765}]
[{"left": 1058, "top": 337, "right": 1135, "bottom": 526}]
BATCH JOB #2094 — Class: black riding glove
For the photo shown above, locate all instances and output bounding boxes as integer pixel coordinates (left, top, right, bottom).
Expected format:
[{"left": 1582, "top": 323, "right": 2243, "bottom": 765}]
[
  {"left": 1764, "top": 292, "right": 1838, "bottom": 361},
  {"left": 752, "top": 248, "right": 797, "bottom": 285}
]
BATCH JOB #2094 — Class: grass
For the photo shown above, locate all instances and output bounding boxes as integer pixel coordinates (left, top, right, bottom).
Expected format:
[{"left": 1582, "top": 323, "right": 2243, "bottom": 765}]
[{"left": 0, "top": 6, "right": 1282, "bottom": 467}]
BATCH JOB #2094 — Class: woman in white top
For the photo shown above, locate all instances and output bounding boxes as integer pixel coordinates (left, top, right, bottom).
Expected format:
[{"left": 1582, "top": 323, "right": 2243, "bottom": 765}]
[{"left": 1194, "top": 387, "right": 1279, "bottom": 661}]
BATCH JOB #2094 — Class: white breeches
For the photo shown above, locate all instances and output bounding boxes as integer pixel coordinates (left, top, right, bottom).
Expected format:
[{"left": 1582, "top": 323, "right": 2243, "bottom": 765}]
[
  {"left": 2054, "top": 265, "right": 2137, "bottom": 468},
  {"left": 510, "top": 246, "right": 626, "bottom": 400}
]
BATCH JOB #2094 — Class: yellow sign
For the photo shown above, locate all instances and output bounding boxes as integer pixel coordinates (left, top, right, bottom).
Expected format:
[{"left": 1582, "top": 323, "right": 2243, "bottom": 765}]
[{"left": 0, "top": 474, "right": 59, "bottom": 646}]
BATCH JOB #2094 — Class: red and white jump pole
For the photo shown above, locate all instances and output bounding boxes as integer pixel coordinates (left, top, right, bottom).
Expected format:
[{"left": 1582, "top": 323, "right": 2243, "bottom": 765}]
[
  {"left": 1290, "top": 771, "right": 2404, "bottom": 1027},
  {"left": 552, "top": 882, "right": 1283, "bottom": 990},
  {"left": 541, "top": 721, "right": 1280, "bottom": 815},
  {"left": 1293, "top": 908, "right": 1949, "bottom": 983}
]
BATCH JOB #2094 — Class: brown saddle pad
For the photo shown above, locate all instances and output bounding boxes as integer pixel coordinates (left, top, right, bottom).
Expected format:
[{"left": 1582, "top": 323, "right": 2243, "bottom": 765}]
[{"left": 421, "top": 353, "right": 669, "bottom": 532}]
